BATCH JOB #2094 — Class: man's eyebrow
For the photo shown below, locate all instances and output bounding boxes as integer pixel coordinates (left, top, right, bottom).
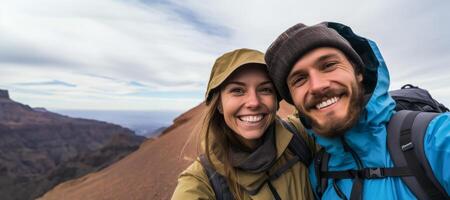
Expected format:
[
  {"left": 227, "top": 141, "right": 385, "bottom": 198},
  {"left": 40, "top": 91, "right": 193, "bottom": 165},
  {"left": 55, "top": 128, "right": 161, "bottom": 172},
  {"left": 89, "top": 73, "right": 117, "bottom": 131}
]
[
  {"left": 287, "top": 53, "right": 340, "bottom": 81},
  {"left": 316, "top": 53, "right": 340, "bottom": 63}
]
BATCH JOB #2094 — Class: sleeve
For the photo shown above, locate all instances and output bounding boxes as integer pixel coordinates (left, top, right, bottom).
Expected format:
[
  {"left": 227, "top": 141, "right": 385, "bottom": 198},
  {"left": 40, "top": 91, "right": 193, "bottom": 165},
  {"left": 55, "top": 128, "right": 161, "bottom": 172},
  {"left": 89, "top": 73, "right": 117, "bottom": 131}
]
[
  {"left": 424, "top": 113, "right": 450, "bottom": 194},
  {"left": 171, "top": 161, "right": 216, "bottom": 200},
  {"left": 286, "top": 114, "right": 321, "bottom": 155}
]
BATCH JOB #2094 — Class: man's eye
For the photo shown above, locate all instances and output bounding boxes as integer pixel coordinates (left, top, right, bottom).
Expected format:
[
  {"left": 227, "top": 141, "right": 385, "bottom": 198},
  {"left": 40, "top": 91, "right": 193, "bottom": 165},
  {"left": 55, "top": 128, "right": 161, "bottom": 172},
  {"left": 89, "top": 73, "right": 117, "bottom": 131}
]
[
  {"left": 324, "top": 62, "right": 337, "bottom": 69},
  {"left": 291, "top": 76, "right": 306, "bottom": 87}
]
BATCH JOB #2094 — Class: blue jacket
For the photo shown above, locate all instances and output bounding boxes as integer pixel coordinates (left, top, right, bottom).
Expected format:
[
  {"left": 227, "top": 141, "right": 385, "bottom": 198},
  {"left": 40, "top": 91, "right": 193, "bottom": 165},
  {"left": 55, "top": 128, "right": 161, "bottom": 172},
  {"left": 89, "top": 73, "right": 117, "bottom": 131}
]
[{"left": 307, "top": 35, "right": 450, "bottom": 199}]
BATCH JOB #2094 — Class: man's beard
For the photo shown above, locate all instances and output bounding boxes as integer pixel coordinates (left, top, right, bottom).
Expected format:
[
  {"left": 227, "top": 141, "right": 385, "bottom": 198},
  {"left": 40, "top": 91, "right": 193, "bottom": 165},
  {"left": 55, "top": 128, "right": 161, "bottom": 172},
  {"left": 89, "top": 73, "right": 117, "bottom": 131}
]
[{"left": 301, "top": 82, "right": 365, "bottom": 138}]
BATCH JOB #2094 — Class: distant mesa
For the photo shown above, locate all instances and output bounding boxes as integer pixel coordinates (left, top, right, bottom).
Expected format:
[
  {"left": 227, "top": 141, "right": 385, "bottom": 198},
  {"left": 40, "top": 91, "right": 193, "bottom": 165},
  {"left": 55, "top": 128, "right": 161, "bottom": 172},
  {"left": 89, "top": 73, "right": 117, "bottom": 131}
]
[
  {"left": 0, "top": 90, "right": 146, "bottom": 200},
  {"left": 0, "top": 89, "right": 10, "bottom": 99},
  {"left": 33, "top": 107, "right": 49, "bottom": 112}
]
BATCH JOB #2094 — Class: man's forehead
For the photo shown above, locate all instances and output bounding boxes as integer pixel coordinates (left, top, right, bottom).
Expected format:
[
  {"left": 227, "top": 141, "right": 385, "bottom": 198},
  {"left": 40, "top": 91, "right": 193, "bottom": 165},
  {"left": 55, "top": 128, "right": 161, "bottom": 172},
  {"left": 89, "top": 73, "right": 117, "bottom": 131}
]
[
  {"left": 286, "top": 49, "right": 345, "bottom": 82},
  {"left": 301, "top": 47, "right": 344, "bottom": 63}
]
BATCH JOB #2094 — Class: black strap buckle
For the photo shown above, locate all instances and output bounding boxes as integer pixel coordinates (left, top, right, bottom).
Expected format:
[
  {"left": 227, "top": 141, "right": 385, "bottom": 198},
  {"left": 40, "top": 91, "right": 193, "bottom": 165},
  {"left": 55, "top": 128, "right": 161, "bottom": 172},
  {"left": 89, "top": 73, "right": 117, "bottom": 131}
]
[{"left": 368, "top": 168, "right": 384, "bottom": 178}]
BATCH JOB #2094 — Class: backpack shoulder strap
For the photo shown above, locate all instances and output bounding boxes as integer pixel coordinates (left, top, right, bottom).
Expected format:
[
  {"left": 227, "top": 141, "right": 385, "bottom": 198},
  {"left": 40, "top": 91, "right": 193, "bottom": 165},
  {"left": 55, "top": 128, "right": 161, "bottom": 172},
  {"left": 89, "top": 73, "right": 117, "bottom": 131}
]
[
  {"left": 199, "top": 154, "right": 233, "bottom": 200},
  {"left": 387, "top": 110, "right": 449, "bottom": 200},
  {"left": 314, "top": 148, "right": 330, "bottom": 199},
  {"left": 279, "top": 119, "right": 313, "bottom": 166}
]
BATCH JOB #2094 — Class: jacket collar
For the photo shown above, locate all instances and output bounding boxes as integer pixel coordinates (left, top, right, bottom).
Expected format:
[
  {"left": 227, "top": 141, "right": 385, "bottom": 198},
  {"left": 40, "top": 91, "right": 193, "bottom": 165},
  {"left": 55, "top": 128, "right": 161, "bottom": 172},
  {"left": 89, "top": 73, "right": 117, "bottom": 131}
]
[
  {"left": 310, "top": 40, "right": 396, "bottom": 169},
  {"left": 210, "top": 119, "right": 292, "bottom": 191}
]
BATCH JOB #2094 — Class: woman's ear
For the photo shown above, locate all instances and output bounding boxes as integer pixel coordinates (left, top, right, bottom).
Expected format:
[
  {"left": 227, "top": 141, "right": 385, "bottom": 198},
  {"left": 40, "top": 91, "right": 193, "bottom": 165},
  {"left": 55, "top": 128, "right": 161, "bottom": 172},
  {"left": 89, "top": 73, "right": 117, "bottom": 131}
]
[{"left": 217, "top": 103, "right": 223, "bottom": 114}]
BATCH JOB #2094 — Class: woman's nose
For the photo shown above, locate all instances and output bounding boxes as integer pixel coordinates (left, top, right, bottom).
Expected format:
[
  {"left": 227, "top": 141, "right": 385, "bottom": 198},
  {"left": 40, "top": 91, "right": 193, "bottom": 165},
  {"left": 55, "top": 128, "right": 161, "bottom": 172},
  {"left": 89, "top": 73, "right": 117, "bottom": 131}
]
[{"left": 245, "top": 90, "right": 261, "bottom": 108}]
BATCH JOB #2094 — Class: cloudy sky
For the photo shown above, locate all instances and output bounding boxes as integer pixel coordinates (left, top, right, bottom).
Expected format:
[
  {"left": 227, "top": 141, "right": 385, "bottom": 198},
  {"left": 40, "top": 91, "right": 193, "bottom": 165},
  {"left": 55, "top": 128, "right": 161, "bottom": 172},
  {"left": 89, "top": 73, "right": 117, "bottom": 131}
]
[{"left": 1, "top": 0, "right": 449, "bottom": 111}]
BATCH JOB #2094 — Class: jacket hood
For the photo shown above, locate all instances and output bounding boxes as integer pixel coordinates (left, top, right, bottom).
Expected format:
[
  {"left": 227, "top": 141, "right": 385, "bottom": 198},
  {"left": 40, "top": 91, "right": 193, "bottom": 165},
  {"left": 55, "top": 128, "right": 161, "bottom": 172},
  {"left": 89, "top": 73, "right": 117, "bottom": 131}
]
[
  {"left": 205, "top": 48, "right": 266, "bottom": 103},
  {"left": 309, "top": 23, "right": 396, "bottom": 168}
]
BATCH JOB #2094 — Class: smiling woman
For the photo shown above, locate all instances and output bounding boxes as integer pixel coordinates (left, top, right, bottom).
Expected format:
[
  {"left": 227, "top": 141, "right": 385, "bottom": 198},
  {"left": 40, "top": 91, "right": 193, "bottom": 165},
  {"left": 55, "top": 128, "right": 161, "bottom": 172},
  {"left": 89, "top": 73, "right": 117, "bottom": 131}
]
[
  {"left": 171, "top": 49, "right": 316, "bottom": 200},
  {"left": 218, "top": 65, "right": 277, "bottom": 149}
]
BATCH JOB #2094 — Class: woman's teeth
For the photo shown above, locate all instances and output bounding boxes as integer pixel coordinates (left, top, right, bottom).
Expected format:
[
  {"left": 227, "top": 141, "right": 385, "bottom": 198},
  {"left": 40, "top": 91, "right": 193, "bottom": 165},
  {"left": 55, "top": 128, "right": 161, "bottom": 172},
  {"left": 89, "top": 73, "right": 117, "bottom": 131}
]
[{"left": 239, "top": 115, "right": 263, "bottom": 122}]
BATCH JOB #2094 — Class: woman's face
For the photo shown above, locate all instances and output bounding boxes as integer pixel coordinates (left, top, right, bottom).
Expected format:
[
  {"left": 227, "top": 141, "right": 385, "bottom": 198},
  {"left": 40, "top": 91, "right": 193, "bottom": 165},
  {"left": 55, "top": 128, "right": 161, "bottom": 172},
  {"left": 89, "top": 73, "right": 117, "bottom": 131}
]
[{"left": 219, "top": 65, "right": 277, "bottom": 148}]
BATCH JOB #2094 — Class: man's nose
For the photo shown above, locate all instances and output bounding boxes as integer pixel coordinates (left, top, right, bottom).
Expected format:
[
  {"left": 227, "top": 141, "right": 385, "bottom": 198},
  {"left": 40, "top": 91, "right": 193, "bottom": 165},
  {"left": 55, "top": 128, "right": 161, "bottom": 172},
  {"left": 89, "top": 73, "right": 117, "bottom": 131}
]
[{"left": 309, "top": 72, "right": 330, "bottom": 95}]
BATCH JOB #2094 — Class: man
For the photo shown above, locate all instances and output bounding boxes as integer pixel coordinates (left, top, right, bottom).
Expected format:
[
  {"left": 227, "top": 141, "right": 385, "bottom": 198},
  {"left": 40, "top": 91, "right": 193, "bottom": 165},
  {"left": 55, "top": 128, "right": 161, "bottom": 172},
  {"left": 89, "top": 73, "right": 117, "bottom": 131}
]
[{"left": 265, "top": 22, "right": 450, "bottom": 199}]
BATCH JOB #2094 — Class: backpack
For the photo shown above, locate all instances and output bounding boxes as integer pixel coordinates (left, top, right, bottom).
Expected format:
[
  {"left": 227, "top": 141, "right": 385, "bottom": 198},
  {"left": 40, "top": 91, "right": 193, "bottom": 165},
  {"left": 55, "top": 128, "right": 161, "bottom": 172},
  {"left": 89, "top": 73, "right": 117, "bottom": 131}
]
[
  {"left": 199, "top": 119, "right": 313, "bottom": 200},
  {"left": 314, "top": 84, "right": 450, "bottom": 200}
]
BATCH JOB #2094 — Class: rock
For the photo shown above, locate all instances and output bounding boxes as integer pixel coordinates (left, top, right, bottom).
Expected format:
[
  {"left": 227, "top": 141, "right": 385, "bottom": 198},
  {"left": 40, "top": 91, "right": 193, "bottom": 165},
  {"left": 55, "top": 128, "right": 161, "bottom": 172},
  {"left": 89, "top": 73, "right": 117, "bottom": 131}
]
[{"left": 0, "top": 89, "right": 9, "bottom": 99}]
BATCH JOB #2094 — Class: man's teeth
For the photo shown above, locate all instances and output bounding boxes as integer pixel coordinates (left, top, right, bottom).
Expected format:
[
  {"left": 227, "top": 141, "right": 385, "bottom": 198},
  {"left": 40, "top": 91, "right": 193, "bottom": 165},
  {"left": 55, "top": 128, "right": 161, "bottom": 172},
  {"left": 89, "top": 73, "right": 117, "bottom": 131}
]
[
  {"left": 316, "top": 97, "right": 339, "bottom": 109},
  {"left": 239, "top": 115, "right": 263, "bottom": 122}
]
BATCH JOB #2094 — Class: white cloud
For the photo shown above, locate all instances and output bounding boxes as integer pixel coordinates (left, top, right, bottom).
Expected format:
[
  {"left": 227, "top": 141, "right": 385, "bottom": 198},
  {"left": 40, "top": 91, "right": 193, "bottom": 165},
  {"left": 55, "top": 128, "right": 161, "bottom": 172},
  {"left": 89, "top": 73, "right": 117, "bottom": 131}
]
[
  {"left": 1, "top": 0, "right": 449, "bottom": 110},
  {"left": 1, "top": 0, "right": 223, "bottom": 86}
]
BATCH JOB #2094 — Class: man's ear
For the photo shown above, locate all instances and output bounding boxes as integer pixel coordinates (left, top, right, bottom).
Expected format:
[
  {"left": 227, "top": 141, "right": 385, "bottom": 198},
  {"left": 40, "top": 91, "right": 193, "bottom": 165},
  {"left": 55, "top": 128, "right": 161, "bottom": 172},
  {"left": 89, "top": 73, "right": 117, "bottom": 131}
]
[{"left": 357, "top": 73, "right": 363, "bottom": 83}]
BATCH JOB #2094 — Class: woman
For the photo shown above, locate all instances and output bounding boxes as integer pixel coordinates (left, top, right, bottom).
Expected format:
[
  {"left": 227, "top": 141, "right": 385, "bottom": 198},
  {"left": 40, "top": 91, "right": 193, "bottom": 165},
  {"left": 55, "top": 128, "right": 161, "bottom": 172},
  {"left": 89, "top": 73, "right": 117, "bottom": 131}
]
[{"left": 171, "top": 49, "right": 315, "bottom": 200}]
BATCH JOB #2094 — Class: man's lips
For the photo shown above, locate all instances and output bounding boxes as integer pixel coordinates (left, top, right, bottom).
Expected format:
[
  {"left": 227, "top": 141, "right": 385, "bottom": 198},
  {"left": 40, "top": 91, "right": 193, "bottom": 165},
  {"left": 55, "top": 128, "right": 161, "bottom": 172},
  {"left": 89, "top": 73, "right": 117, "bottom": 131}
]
[{"left": 305, "top": 87, "right": 347, "bottom": 110}]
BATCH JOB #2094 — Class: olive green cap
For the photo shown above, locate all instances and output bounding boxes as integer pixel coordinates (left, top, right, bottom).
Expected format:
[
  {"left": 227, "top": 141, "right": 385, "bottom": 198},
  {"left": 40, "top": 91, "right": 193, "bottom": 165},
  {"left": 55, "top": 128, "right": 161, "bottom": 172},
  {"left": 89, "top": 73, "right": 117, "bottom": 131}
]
[{"left": 205, "top": 48, "right": 266, "bottom": 103}]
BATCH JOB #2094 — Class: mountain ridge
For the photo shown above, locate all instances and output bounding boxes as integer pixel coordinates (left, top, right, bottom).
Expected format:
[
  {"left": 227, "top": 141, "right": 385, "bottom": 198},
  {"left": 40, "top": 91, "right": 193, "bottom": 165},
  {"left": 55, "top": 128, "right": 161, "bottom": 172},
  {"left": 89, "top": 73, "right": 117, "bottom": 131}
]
[{"left": 0, "top": 89, "right": 146, "bottom": 200}]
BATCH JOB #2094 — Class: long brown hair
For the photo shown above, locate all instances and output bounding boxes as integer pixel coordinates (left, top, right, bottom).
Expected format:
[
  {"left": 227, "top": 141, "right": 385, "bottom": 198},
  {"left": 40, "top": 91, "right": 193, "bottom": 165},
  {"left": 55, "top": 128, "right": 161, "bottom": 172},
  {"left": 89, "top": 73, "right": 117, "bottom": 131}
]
[{"left": 201, "top": 91, "right": 245, "bottom": 200}]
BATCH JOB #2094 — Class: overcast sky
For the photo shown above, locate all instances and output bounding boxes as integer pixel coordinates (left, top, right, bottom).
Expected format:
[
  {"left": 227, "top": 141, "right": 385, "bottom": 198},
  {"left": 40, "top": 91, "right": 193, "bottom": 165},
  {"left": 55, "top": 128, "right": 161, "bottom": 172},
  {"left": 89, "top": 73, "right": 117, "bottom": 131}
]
[{"left": 1, "top": 0, "right": 449, "bottom": 111}]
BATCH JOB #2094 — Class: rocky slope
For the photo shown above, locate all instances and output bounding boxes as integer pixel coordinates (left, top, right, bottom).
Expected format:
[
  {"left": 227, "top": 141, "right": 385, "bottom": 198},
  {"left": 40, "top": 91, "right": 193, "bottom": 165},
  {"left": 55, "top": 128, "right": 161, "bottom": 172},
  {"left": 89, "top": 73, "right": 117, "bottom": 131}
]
[
  {"left": 0, "top": 89, "right": 146, "bottom": 200},
  {"left": 40, "top": 101, "right": 296, "bottom": 200}
]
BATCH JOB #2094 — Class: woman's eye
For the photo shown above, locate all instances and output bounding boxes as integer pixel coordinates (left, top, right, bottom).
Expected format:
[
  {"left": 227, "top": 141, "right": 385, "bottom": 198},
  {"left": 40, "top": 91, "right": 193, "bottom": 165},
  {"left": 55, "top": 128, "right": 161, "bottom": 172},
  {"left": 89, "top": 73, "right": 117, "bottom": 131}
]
[
  {"left": 230, "top": 88, "right": 244, "bottom": 95},
  {"left": 260, "top": 87, "right": 274, "bottom": 94}
]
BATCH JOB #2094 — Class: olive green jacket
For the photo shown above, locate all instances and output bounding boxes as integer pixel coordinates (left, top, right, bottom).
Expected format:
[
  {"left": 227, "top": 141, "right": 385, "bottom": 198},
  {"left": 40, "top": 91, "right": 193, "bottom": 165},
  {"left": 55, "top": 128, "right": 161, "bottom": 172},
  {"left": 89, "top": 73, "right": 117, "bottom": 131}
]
[{"left": 171, "top": 117, "right": 315, "bottom": 200}]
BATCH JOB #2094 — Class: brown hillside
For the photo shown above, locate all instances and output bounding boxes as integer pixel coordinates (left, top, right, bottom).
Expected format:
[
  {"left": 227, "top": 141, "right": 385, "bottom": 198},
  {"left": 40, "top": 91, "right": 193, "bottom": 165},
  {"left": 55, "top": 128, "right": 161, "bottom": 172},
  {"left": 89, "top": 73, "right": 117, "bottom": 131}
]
[{"left": 40, "top": 101, "right": 295, "bottom": 200}]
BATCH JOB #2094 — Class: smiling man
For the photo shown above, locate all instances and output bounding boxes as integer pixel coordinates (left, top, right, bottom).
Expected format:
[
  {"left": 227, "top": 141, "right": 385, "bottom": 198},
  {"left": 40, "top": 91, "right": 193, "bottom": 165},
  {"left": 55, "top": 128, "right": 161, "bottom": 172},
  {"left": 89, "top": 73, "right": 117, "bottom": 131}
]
[
  {"left": 265, "top": 22, "right": 450, "bottom": 200},
  {"left": 286, "top": 47, "right": 364, "bottom": 137}
]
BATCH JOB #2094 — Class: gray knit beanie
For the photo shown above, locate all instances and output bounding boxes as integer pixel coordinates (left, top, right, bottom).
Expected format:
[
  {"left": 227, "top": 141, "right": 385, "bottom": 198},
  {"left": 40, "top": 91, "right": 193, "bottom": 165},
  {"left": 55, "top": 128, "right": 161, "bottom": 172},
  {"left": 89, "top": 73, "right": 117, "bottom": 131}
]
[{"left": 265, "top": 22, "right": 365, "bottom": 104}]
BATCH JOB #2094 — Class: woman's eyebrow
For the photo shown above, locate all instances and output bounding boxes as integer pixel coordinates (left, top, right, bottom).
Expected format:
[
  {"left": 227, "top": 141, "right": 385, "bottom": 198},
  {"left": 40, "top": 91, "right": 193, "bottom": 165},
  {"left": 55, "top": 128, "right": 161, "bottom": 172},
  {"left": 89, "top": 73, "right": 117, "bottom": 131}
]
[
  {"left": 224, "top": 81, "right": 245, "bottom": 87},
  {"left": 259, "top": 81, "right": 273, "bottom": 86}
]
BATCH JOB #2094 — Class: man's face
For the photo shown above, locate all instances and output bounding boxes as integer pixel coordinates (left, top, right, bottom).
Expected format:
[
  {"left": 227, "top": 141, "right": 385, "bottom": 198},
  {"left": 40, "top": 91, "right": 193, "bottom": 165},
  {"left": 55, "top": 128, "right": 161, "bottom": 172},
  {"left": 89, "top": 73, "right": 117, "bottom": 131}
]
[{"left": 287, "top": 47, "right": 364, "bottom": 137}]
